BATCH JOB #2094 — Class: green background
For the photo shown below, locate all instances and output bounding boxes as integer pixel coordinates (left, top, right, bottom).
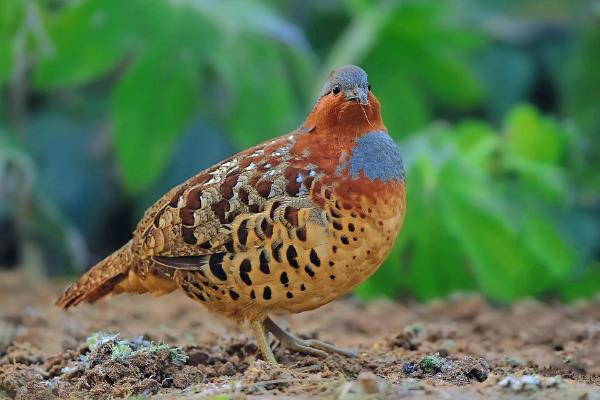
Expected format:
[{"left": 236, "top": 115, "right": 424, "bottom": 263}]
[{"left": 1, "top": 0, "right": 599, "bottom": 302}]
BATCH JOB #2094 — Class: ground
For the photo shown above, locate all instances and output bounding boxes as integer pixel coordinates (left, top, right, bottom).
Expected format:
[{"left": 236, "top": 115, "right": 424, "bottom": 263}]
[{"left": 0, "top": 272, "right": 599, "bottom": 399}]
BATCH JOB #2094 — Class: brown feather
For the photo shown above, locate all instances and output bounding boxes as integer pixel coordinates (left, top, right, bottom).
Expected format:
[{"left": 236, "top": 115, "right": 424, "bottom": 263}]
[{"left": 56, "top": 241, "right": 134, "bottom": 309}]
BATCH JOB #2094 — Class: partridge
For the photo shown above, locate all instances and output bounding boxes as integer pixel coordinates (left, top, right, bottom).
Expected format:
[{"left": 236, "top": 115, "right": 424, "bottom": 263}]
[{"left": 57, "top": 65, "right": 406, "bottom": 364}]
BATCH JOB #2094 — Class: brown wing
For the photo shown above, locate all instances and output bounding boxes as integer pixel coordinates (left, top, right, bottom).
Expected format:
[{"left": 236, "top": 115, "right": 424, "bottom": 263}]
[{"left": 132, "top": 131, "right": 328, "bottom": 277}]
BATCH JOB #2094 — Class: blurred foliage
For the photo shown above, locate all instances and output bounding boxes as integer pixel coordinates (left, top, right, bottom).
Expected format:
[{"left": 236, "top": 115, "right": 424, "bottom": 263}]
[
  {"left": 357, "top": 105, "right": 596, "bottom": 301},
  {"left": 0, "top": 0, "right": 599, "bottom": 302},
  {"left": 30, "top": 0, "right": 312, "bottom": 192},
  {"left": 0, "top": 128, "right": 85, "bottom": 276},
  {"left": 324, "top": 0, "right": 485, "bottom": 137}
]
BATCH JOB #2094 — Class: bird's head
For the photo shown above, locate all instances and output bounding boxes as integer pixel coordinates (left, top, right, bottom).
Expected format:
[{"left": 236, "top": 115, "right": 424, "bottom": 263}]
[
  {"left": 320, "top": 65, "right": 370, "bottom": 105},
  {"left": 305, "top": 65, "right": 384, "bottom": 134}
]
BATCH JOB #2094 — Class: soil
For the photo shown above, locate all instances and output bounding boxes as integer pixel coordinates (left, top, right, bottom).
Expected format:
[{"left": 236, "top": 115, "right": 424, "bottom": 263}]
[{"left": 0, "top": 272, "right": 599, "bottom": 399}]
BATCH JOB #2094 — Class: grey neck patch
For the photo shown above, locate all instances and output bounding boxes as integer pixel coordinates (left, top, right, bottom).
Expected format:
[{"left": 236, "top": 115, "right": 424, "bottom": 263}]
[{"left": 346, "top": 131, "right": 405, "bottom": 183}]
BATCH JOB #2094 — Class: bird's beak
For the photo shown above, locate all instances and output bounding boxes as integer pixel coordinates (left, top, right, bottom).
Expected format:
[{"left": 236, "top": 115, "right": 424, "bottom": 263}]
[{"left": 345, "top": 86, "right": 369, "bottom": 105}]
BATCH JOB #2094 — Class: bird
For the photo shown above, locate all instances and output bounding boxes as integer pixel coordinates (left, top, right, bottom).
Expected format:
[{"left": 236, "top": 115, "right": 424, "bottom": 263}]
[{"left": 56, "top": 65, "right": 406, "bottom": 364}]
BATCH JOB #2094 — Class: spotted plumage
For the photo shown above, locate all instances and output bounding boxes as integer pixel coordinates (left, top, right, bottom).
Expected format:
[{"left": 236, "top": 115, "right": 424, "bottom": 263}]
[{"left": 56, "top": 65, "right": 406, "bottom": 364}]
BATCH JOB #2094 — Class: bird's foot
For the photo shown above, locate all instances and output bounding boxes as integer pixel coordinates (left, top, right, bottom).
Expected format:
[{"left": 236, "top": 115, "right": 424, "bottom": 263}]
[
  {"left": 264, "top": 317, "right": 357, "bottom": 359},
  {"left": 250, "top": 320, "right": 277, "bottom": 365}
]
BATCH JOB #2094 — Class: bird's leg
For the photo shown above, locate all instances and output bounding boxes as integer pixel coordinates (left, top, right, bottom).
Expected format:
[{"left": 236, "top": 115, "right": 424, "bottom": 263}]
[
  {"left": 250, "top": 319, "right": 277, "bottom": 365},
  {"left": 264, "top": 317, "right": 357, "bottom": 358}
]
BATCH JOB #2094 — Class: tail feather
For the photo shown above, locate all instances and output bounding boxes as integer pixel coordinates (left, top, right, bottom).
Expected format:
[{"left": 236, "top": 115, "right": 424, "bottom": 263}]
[{"left": 56, "top": 241, "right": 134, "bottom": 309}]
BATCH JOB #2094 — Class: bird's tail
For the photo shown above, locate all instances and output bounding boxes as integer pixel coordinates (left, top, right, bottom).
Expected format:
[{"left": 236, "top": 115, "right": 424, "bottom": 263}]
[{"left": 56, "top": 240, "right": 135, "bottom": 309}]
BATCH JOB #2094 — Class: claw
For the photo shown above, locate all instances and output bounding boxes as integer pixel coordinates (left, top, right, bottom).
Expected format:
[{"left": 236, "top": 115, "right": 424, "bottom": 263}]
[
  {"left": 281, "top": 341, "right": 328, "bottom": 358},
  {"left": 264, "top": 317, "right": 356, "bottom": 359},
  {"left": 303, "top": 338, "right": 357, "bottom": 358}
]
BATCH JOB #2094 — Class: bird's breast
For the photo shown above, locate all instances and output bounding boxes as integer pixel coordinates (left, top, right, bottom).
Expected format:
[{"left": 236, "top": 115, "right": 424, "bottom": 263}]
[
  {"left": 342, "top": 130, "right": 405, "bottom": 183},
  {"left": 326, "top": 129, "right": 405, "bottom": 209}
]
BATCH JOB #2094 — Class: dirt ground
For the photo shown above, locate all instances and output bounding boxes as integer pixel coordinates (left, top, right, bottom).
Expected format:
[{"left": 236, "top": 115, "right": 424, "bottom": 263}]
[{"left": 0, "top": 272, "right": 599, "bottom": 399}]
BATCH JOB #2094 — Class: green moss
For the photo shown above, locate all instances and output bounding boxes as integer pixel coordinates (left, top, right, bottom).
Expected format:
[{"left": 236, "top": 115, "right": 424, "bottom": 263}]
[
  {"left": 419, "top": 352, "right": 446, "bottom": 373},
  {"left": 110, "top": 341, "right": 133, "bottom": 360},
  {"left": 82, "top": 332, "right": 188, "bottom": 365}
]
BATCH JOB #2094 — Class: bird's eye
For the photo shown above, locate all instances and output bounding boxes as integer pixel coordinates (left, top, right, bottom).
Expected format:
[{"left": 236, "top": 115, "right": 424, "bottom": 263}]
[
  {"left": 368, "top": 84, "right": 371, "bottom": 91},
  {"left": 332, "top": 86, "right": 341, "bottom": 95}
]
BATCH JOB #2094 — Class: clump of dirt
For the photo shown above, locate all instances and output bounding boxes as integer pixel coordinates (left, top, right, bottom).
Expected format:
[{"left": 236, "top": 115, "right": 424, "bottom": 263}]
[
  {"left": 398, "top": 352, "right": 489, "bottom": 384},
  {"left": 42, "top": 333, "right": 200, "bottom": 398},
  {"left": 0, "top": 363, "right": 49, "bottom": 399},
  {"left": 0, "top": 272, "right": 599, "bottom": 399}
]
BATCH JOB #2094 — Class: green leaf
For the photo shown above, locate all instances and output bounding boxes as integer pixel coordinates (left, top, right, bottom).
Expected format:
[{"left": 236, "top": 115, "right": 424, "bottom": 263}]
[
  {"left": 501, "top": 155, "right": 566, "bottom": 201},
  {"left": 560, "top": 263, "right": 600, "bottom": 302},
  {"left": 342, "top": 0, "right": 377, "bottom": 16},
  {"left": 0, "top": 0, "right": 25, "bottom": 86},
  {"left": 454, "top": 120, "right": 498, "bottom": 166},
  {"left": 33, "top": 0, "right": 218, "bottom": 89},
  {"left": 111, "top": 47, "right": 199, "bottom": 193},
  {"left": 0, "top": 33, "right": 11, "bottom": 86},
  {"left": 441, "top": 177, "right": 549, "bottom": 301},
  {"left": 406, "top": 172, "right": 474, "bottom": 300},
  {"left": 190, "top": 0, "right": 307, "bottom": 50},
  {"left": 34, "top": 0, "right": 136, "bottom": 88},
  {"left": 320, "top": 1, "right": 391, "bottom": 92},
  {"left": 413, "top": 48, "right": 484, "bottom": 107},
  {"left": 371, "top": 71, "right": 431, "bottom": 138},
  {"left": 222, "top": 40, "right": 301, "bottom": 148},
  {"left": 501, "top": 104, "right": 570, "bottom": 201},
  {"left": 504, "top": 104, "right": 565, "bottom": 165},
  {"left": 521, "top": 215, "right": 576, "bottom": 279},
  {"left": 0, "top": 0, "right": 23, "bottom": 33},
  {"left": 564, "top": 24, "right": 600, "bottom": 152},
  {"left": 373, "top": 2, "right": 483, "bottom": 108}
]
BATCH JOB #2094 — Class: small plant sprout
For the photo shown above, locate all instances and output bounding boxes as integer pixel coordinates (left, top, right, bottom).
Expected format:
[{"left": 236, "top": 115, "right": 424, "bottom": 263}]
[{"left": 86, "top": 331, "right": 118, "bottom": 351}]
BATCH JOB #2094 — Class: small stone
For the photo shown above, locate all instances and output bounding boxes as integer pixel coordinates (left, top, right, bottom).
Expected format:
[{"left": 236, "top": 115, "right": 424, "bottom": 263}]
[
  {"left": 403, "top": 361, "right": 417, "bottom": 374},
  {"left": 467, "top": 367, "right": 488, "bottom": 382}
]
